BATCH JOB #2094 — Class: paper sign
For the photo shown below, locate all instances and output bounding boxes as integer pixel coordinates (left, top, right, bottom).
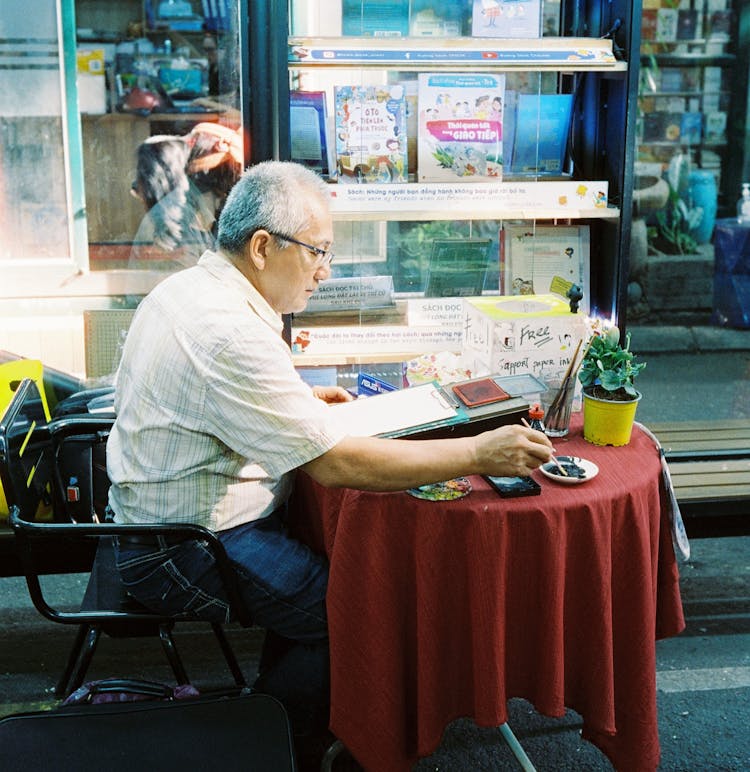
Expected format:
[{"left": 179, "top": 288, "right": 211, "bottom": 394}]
[{"left": 305, "top": 276, "right": 394, "bottom": 312}]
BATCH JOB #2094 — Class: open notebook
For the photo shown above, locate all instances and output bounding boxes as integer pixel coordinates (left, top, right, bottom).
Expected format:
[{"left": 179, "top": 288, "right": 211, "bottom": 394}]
[{"left": 329, "top": 382, "right": 468, "bottom": 438}]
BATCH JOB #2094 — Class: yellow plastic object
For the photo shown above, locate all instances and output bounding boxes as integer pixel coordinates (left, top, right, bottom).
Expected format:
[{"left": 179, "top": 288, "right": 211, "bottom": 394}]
[
  {"left": 0, "top": 360, "right": 52, "bottom": 519},
  {"left": 582, "top": 391, "right": 641, "bottom": 447},
  {"left": 0, "top": 359, "right": 51, "bottom": 421}
]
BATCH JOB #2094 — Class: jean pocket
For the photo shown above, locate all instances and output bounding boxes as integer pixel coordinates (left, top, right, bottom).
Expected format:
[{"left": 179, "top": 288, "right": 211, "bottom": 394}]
[{"left": 117, "top": 542, "right": 230, "bottom": 623}]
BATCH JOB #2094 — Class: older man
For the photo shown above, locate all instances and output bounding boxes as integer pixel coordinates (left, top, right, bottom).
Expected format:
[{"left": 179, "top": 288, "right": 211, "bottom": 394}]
[{"left": 107, "top": 160, "right": 551, "bottom": 766}]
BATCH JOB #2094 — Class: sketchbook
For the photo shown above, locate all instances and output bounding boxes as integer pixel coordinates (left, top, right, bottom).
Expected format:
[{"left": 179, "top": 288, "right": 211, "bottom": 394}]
[{"left": 329, "top": 382, "right": 467, "bottom": 438}]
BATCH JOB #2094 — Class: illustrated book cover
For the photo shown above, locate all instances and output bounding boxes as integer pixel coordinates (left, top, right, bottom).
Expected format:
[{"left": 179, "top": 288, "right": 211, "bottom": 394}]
[
  {"left": 500, "top": 224, "right": 590, "bottom": 312},
  {"left": 417, "top": 72, "right": 505, "bottom": 182},
  {"left": 471, "top": 0, "right": 542, "bottom": 39},
  {"left": 333, "top": 84, "right": 408, "bottom": 184}
]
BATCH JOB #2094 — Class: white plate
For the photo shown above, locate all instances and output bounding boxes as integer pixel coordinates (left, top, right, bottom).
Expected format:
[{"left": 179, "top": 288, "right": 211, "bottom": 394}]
[{"left": 539, "top": 456, "right": 599, "bottom": 485}]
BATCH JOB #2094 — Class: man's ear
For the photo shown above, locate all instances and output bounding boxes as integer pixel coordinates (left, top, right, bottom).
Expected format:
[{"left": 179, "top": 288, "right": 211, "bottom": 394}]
[{"left": 246, "top": 230, "right": 272, "bottom": 269}]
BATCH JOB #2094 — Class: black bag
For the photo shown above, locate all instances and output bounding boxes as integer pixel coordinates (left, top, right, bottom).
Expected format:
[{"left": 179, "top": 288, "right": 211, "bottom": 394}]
[{"left": 0, "top": 687, "right": 295, "bottom": 772}]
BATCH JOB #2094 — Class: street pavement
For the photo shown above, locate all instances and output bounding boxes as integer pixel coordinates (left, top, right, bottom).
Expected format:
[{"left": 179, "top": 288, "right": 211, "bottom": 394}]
[{"left": 0, "top": 326, "right": 748, "bottom": 769}]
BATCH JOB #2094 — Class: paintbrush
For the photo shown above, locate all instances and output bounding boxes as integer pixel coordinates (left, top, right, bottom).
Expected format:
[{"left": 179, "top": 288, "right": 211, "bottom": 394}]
[{"left": 521, "top": 417, "right": 568, "bottom": 476}]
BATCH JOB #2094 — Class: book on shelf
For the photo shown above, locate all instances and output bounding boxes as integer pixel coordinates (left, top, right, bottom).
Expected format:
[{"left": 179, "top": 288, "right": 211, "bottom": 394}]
[
  {"left": 290, "top": 90, "right": 331, "bottom": 177},
  {"left": 656, "top": 96, "right": 687, "bottom": 114},
  {"left": 703, "top": 66, "right": 723, "bottom": 93},
  {"left": 655, "top": 8, "right": 678, "bottom": 42},
  {"left": 333, "top": 84, "right": 408, "bottom": 184},
  {"left": 680, "top": 112, "right": 702, "bottom": 145},
  {"left": 471, "top": 0, "right": 542, "bottom": 39},
  {"left": 410, "top": 1, "right": 467, "bottom": 37},
  {"left": 659, "top": 68, "right": 685, "bottom": 93},
  {"left": 417, "top": 72, "right": 505, "bottom": 183},
  {"left": 702, "top": 93, "right": 721, "bottom": 113},
  {"left": 704, "top": 111, "right": 727, "bottom": 142},
  {"left": 708, "top": 10, "right": 732, "bottom": 42},
  {"left": 289, "top": 0, "right": 342, "bottom": 35},
  {"left": 676, "top": 10, "right": 699, "bottom": 40},
  {"left": 641, "top": 10, "right": 658, "bottom": 41},
  {"left": 508, "top": 93, "right": 573, "bottom": 175},
  {"left": 500, "top": 224, "right": 590, "bottom": 313},
  {"left": 642, "top": 112, "right": 682, "bottom": 143},
  {"left": 341, "top": 0, "right": 409, "bottom": 37},
  {"left": 423, "top": 238, "right": 493, "bottom": 298}
]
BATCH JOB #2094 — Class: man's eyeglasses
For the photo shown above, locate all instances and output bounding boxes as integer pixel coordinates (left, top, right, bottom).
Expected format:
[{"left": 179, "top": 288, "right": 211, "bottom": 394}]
[{"left": 267, "top": 231, "right": 335, "bottom": 268}]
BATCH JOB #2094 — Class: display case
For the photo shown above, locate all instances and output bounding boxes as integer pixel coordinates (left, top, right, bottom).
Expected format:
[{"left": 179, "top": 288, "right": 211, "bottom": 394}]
[
  {"left": 637, "top": 0, "right": 739, "bottom": 216},
  {"left": 247, "top": 1, "right": 640, "bottom": 391}
]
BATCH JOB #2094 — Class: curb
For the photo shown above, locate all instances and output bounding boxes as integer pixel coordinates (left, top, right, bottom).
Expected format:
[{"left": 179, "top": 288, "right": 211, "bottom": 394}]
[{"left": 629, "top": 326, "right": 750, "bottom": 354}]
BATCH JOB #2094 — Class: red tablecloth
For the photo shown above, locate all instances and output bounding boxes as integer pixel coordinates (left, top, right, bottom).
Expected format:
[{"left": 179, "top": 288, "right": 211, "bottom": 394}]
[{"left": 288, "top": 417, "right": 685, "bottom": 772}]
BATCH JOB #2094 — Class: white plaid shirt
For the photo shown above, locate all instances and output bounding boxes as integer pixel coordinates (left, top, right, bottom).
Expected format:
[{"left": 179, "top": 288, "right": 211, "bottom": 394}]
[{"left": 107, "top": 249, "right": 346, "bottom": 531}]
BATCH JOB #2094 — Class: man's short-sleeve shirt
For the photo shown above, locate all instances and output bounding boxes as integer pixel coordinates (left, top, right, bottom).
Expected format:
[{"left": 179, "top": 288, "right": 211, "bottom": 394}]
[{"left": 107, "top": 249, "right": 347, "bottom": 531}]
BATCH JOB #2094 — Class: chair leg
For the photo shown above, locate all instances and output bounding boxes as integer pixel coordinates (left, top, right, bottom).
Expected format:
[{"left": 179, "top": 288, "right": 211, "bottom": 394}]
[
  {"left": 63, "top": 625, "right": 102, "bottom": 698},
  {"left": 55, "top": 624, "right": 89, "bottom": 697},
  {"left": 320, "top": 739, "right": 345, "bottom": 772},
  {"left": 211, "top": 622, "right": 247, "bottom": 686},
  {"left": 499, "top": 722, "right": 536, "bottom": 772},
  {"left": 158, "top": 624, "right": 190, "bottom": 685}
]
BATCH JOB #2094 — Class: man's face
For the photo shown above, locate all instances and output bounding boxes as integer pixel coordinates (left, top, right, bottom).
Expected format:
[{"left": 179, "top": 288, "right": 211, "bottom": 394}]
[{"left": 254, "top": 195, "right": 334, "bottom": 314}]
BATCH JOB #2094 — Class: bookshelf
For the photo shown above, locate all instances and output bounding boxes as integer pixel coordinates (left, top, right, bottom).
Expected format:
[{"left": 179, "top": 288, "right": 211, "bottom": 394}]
[
  {"left": 246, "top": 1, "right": 640, "bottom": 381},
  {"left": 637, "top": 0, "right": 742, "bottom": 217}
]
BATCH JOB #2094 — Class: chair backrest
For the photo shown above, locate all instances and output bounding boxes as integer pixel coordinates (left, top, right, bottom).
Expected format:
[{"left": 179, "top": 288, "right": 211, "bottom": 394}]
[
  {"left": 0, "top": 378, "right": 56, "bottom": 522},
  {"left": 48, "top": 415, "right": 114, "bottom": 523}
]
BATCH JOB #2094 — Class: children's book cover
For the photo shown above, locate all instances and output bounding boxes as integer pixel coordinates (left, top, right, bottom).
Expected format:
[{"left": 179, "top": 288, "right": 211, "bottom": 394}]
[
  {"left": 500, "top": 224, "right": 590, "bottom": 313},
  {"left": 333, "top": 84, "right": 408, "bottom": 184},
  {"left": 471, "top": 0, "right": 542, "bottom": 39},
  {"left": 418, "top": 72, "right": 505, "bottom": 183}
]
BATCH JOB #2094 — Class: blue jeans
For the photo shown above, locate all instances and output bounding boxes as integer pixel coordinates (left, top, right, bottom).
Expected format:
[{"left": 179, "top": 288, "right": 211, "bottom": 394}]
[{"left": 114, "top": 509, "right": 330, "bottom": 735}]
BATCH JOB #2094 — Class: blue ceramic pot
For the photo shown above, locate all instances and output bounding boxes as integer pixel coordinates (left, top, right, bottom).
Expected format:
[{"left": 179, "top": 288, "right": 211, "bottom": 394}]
[{"left": 686, "top": 170, "right": 717, "bottom": 245}]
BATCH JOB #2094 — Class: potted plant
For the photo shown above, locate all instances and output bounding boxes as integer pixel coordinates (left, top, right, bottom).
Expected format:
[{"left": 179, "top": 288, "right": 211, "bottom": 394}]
[
  {"left": 578, "top": 326, "right": 646, "bottom": 446},
  {"left": 648, "top": 182, "right": 701, "bottom": 256}
]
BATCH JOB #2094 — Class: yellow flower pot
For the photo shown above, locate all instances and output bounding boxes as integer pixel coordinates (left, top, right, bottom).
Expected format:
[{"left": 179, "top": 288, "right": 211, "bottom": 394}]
[{"left": 582, "top": 389, "right": 642, "bottom": 447}]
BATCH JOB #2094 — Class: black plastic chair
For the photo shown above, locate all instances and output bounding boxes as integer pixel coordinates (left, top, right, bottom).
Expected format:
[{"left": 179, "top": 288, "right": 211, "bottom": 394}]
[{"left": 1, "top": 378, "right": 252, "bottom": 697}]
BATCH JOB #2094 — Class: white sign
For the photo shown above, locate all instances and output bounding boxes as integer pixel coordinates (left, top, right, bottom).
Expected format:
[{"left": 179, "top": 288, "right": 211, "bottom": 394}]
[
  {"left": 291, "top": 325, "right": 461, "bottom": 354},
  {"left": 407, "top": 298, "right": 465, "bottom": 327},
  {"left": 305, "top": 276, "right": 394, "bottom": 312},
  {"left": 328, "top": 181, "right": 609, "bottom": 216}
]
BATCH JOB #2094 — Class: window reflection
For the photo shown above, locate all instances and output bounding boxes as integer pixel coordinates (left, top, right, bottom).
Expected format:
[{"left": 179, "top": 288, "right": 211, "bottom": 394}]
[{"left": 76, "top": 0, "right": 243, "bottom": 302}]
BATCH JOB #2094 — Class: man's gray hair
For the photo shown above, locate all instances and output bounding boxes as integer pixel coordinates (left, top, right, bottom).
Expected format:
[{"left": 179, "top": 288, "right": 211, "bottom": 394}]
[{"left": 217, "top": 160, "right": 329, "bottom": 254}]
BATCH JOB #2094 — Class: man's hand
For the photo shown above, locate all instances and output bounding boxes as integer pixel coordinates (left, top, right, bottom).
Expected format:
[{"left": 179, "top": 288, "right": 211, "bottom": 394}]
[
  {"left": 473, "top": 424, "right": 553, "bottom": 478},
  {"left": 312, "top": 385, "right": 354, "bottom": 404}
]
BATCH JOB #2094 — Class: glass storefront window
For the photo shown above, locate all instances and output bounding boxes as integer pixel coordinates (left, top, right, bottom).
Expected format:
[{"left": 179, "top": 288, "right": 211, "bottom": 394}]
[{"left": 1, "top": 0, "right": 78, "bottom": 267}]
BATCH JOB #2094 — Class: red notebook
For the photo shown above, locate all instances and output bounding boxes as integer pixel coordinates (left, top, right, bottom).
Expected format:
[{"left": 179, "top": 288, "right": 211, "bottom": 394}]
[{"left": 452, "top": 378, "right": 511, "bottom": 408}]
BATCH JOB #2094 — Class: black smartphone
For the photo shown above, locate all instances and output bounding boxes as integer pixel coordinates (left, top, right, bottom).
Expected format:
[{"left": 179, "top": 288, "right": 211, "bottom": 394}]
[{"left": 485, "top": 475, "right": 542, "bottom": 498}]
